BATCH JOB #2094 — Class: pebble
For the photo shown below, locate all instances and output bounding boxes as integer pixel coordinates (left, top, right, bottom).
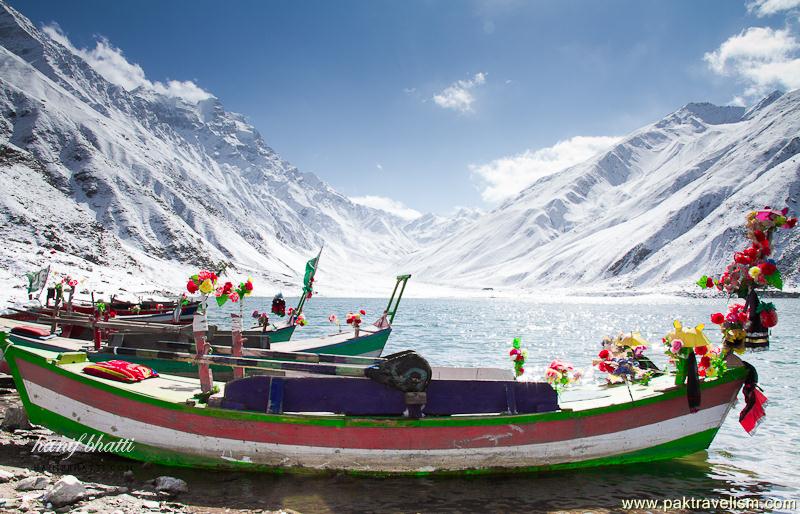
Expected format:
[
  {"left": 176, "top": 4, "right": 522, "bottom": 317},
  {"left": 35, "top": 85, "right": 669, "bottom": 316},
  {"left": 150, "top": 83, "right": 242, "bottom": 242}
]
[
  {"left": 1, "top": 406, "right": 33, "bottom": 431},
  {"left": 42, "top": 475, "right": 86, "bottom": 507},
  {"left": 15, "top": 475, "right": 49, "bottom": 490},
  {"left": 153, "top": 476, "right": 188, "bottom": 495},
  {"left": 0, "top": 469, "right": 14, "bottom": 483}
]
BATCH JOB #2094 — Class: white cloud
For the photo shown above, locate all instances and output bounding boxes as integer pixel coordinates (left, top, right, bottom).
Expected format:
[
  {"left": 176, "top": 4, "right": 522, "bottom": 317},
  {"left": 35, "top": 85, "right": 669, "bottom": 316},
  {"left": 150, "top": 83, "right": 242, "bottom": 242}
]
[
  {"left": 376, "top": 163, "right": 383, "bottom": 170},
  {"left": 704, "top": 26, "right": 800, "bottom": 99},
  {"left": 350, "top": 195, "right": 422, "bottom": 220},
  {"left": 433, "top": 72, "right": 487, "bottom": 113},
  {"left": 470, "top": 135, "right": 621, "bottom": 203},
  {"left": 747, "top": 0, "right": 800, "bottom": 16},
  {"left": 42, "top": 24, "right": 213, "bottom": 103}
]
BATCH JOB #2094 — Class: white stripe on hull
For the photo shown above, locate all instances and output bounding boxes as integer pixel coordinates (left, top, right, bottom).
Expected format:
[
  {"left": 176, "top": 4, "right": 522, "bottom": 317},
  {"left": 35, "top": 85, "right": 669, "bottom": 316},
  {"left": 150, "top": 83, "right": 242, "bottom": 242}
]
[{"left": 24, "top": 380, "right": 730, "bottom": 473}]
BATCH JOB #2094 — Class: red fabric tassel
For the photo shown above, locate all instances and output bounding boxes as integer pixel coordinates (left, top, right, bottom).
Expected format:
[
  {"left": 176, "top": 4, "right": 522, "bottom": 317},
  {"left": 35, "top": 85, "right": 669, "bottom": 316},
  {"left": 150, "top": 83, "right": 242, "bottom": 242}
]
[{"left": 740, "top": 386, "right": 768, "bottom": 435}]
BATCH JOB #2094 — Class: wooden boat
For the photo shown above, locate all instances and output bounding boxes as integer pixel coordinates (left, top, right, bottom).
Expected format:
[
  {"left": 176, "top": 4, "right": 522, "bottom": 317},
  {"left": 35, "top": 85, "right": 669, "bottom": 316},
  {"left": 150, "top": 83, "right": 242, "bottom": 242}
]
[
  {"left": 0, "top": 330, "right": 751, "bottom": 475},
  {"left": 0, "top": 274, "right": 410, "bottom": 378}
]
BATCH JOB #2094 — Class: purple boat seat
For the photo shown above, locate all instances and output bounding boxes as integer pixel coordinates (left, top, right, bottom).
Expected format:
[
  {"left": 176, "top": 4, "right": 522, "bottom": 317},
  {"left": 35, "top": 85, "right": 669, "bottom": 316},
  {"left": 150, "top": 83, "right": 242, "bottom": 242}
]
[{"left": 221, "top": 375, "right": 558, "bottom": 416}]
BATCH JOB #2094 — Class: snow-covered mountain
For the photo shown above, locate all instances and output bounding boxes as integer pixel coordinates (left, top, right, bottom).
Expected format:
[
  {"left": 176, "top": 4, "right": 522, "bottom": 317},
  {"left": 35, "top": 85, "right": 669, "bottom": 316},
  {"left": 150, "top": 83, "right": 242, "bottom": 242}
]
[
  {"left": 0, "top": 0, "right": 419, "bottom": 299},
  {"left": 2, "top": 0, "right": 799, "bottom": 301},
  {"left": 406, "top": 92, "right": 800, "bottom": 291},
  {"left": 403, "top": 208, "right": 482, "bottom": 246}
]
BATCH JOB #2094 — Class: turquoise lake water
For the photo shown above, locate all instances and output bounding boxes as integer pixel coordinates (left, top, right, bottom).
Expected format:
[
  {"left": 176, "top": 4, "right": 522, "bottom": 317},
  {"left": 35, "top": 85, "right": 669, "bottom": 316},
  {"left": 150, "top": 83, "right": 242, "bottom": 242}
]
[{"left": 194, "top": 296, "right": 800, "bottom": 513}]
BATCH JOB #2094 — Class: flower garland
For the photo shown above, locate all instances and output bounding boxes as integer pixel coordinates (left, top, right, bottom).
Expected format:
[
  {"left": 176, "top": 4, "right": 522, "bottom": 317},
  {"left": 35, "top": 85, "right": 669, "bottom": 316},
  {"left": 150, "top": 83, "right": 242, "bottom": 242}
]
[
  {"left": 698, "top": 207, "right": 796, "bottom": 296},
  {"left": 508, "top": 337, "right": 527, "bottom": 378},
  {"left": 545, "top": 360, "right": 581, "bottom": 393}
]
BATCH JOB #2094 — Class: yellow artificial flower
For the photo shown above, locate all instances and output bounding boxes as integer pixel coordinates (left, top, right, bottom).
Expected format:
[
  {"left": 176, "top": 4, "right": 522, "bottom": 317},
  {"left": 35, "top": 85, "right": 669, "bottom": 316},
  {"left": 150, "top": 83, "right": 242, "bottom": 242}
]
[
  {"left": 749, "top": 266, "right": 761, "bottom": 279},
  {"left": 199, "top": 278, "right": 214, "bottom": 294}
]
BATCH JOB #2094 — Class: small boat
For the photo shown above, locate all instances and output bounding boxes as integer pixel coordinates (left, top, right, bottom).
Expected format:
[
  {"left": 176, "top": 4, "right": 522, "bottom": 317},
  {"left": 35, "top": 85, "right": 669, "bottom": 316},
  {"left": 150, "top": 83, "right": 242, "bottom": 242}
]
[
  {"left": 0, "top": 330, "right": 752, "bottom": 475},
  {"left": 0, "top": 274, "right": 411, "bottom": 378}
]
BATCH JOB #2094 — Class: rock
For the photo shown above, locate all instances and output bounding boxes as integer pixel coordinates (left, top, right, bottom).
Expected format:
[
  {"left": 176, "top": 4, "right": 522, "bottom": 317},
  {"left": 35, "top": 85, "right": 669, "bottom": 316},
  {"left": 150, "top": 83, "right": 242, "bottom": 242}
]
[
  {"left": 15, "top": 475, "right": 49, "bottom": 490},
  {"left": 42, "top": 475, "right": 86, "bottom": 507},
  {"left": 123, "top": 470, "right": 134, "bottom": 483},
  {"left": 1, "top": 406, "right": 32, "bottom": 431},
  {"left": 152, "top": 476, "right": 188, "bottom": 495},
  {"left": 142, "top": 499, "right": 160, "bottom": 508},
  {"left": 0, "top": 469, "right": 13, "bottom": 483}
]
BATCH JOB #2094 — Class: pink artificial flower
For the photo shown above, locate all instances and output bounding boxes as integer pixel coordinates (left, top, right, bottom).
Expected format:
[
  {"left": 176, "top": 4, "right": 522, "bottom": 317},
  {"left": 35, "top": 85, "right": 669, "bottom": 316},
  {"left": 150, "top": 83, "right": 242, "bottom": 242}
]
[
  {"left": 229, "top": 292, "right": 240, "bottom": 303},
  {"left": 671, "top": 339, "right": 683, "bottom": 354},
  {"left": 328, "top": 314, "right": 338, "bottom": 323}
]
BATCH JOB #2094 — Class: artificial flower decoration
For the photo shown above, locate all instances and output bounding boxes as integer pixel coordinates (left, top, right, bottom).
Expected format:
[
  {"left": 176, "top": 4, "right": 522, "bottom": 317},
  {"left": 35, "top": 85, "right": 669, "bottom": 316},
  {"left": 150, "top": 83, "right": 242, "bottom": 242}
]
[
  {"left": 271, "top": 293, "right": 286, "bottom": 317},
  {"left": 328, "top": 314, "right": 341, "bottom": 332},
  {"left": 188, "top": 270, "right": 218, "bottom": 296},
  {"left": 251, "top": 310, "right": 270, "bottom": 327},
  {"left": 545, "top": 360, "right": 581, "bottom": 393},
  {"left": 593, "top": 333, "right": 654, "bottom": 385},
  {"left": 709, "top": 303, "right": 748, "bottom": 353},
  {"left": 757, "top": 302, "right": 778, "bottom": 328},
  {"left": 346, "top": 311, "right": 364, "bottom": 327},
  {"left": 698, "top": 207, "right": 796, "bottom": 296},
  {"left": 214, "top": 281, "right": 235, "bottom": 306},
  {"left": 294, "top": 313, "right": 307, "bottom": 326},
  {"left": 508, "top": 337, "right": 527, "bottom": 378}
]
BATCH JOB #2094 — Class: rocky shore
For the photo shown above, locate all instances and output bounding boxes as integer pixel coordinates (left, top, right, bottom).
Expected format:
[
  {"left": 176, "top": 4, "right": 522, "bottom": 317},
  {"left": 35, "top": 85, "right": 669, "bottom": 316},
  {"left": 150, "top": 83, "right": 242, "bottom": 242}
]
[{"left": 0, "top": 380, "right": 297, "bottom": 514}]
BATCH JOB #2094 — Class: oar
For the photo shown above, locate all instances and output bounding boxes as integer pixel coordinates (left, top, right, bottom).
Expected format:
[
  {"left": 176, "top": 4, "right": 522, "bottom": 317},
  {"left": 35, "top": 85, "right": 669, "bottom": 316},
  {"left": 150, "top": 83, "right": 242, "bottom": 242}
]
[
  {"left": 106, "top": 346, "right": 369, "bottom": 377},
  {"left": 145, "top": 339, "right": 382, "bottom": 366}
]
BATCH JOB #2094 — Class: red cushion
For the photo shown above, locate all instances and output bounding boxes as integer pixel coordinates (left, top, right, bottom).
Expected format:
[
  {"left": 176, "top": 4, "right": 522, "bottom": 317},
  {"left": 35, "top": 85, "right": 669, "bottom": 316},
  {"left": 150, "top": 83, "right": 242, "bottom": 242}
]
[
  {"left": 10, "top": 325, "right": 51, "bottom": 338},
  {"left": 83, "top": 360, "right": 158, "bottom": 383}
]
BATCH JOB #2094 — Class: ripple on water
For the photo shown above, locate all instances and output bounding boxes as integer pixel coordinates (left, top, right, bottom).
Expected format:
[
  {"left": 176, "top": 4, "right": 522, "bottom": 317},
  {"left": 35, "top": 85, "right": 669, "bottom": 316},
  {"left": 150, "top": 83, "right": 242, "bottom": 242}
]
[{"left": 203, "top": 296, "right": 800, "bottom": 512}]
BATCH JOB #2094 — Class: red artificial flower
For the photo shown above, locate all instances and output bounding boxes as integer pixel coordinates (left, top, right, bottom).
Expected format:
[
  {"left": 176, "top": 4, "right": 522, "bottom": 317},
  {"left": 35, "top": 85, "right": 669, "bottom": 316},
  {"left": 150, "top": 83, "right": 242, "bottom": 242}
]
[
  {"left": 222, "top": 281, "right": 233, "bottom": 294},
  {"left": 785, "top": 217, "right": 798, "bottom": 228},
  {"left": 760, "top": 309, "right": 778, "bottom": 328},
  {"left": 359, "top": 309, "right": 366, "bottom": 315},
  {"left": 598, "top": 349, "right": 610, "bottom": 359},
  {"left": 518, "top": 367, "right": 524, "bottom": 375},
  {"left": 699, "top": 355, "right": 711, "bottom": 368},
  {"left": 710, "top": 312, "right": 725, "bottom": 324},
  {"left": 760, "top": 239, "right": 771, "bottom": 256},
  {"left": 734, "top": 252, "right": 752, "bottom": 265},
  {"left": 509, "top": 348, "right": 519, "bottom": 357},
  {"left": 187, "top": 280, "right": 198, "bottom": 293},
  {"left": 759, "top": 262, "right": 777, "bottom": 276},
  {"left": 744, "top": 246, "right": 759, "bottom": 259},
  {"left": 694, "top": 345, "right": 708, "bottom": 356},
  {"left": 245, "top": 280, "right": 253, "bottom": 291},
  {"left": 706, "top": 277, "right": 714, "bottom": 288},
  {"left": 109, "top": 310, "right": 117, "bottom": 318},
  {"left": 753, "top": 229, "right": 767, "bottom": 242},
  {"left": 737, "top": 312, "right": 749, "bottom": 323}
]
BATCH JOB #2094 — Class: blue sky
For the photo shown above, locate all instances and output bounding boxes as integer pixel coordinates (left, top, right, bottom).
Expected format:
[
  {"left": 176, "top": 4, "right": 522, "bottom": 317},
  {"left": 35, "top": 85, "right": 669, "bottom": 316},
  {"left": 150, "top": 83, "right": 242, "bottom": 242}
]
[{"left": 9, "top": 0, "right": 800, "bottom": 217}]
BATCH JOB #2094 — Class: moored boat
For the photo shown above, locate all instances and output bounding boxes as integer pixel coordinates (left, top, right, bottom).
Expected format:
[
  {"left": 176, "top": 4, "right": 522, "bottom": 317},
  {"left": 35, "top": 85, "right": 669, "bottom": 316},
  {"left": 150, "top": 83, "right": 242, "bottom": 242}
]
[{"left": 0, "top": 330, "right": 752, "bottom": 475}]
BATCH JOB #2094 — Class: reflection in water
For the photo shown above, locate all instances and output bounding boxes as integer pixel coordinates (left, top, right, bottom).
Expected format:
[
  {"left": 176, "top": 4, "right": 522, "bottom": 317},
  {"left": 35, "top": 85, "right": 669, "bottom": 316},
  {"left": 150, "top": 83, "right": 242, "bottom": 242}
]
[{"left": 172, "top": 297, "right": 799, "bottom": 510}]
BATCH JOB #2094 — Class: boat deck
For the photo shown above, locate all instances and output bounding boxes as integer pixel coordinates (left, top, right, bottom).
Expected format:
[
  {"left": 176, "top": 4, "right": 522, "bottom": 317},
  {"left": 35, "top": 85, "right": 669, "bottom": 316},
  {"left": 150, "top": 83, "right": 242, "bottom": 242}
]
[{"left": 7, "top": 338, "right": 688, "bottom": 416}]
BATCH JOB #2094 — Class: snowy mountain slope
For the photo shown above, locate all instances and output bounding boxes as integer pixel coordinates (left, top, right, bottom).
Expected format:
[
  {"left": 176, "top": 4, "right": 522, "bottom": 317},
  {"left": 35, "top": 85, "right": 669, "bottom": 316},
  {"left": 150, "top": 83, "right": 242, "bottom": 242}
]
[
  {"left": 402, "top": 208, "right": 482, "bottom": 246},
  {"left": 405, "top": 92, "right": 800, "bottom": 290},
  {"left": 0, "top": 1, "right": 421, "bottom": 299}
]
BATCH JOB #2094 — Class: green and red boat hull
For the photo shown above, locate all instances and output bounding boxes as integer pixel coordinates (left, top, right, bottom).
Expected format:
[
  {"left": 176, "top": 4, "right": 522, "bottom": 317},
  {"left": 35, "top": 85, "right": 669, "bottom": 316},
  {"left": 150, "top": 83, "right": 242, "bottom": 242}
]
[{"left": 1, "top": 333, "right": 747, "bottom": 475}]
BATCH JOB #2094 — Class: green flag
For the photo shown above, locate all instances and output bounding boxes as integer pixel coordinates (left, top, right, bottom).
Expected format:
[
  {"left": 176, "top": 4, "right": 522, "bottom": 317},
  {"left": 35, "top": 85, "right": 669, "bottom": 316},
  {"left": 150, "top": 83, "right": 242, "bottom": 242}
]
[
  {"left": 26, "top": 266, "right": 50, "bottom": 296},
  {"left": 303, "top": 257, "right": 317, "bottom": 289}
]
